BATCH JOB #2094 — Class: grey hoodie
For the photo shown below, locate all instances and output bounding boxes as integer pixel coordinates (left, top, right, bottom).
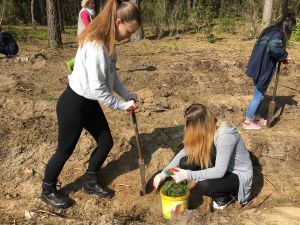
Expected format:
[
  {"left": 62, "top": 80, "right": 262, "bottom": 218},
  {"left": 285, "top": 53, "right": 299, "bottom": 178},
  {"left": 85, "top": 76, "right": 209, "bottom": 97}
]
[{"left": 164, "top": 122, "right": 253, "bottom": 205}]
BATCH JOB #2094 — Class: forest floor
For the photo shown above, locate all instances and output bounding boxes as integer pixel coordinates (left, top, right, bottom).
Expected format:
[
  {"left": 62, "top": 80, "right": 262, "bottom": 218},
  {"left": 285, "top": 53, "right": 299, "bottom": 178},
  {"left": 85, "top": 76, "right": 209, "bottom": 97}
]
[{"left": 0, "top": 27, "right": 299, "bottom": 225}]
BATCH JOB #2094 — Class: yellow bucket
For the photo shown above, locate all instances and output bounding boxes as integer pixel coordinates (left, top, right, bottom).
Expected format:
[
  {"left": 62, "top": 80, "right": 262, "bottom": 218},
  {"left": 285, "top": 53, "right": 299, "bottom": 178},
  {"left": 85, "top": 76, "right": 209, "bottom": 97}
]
[{"left": 160, "top": 191, "right": 189, "bottom": 220}]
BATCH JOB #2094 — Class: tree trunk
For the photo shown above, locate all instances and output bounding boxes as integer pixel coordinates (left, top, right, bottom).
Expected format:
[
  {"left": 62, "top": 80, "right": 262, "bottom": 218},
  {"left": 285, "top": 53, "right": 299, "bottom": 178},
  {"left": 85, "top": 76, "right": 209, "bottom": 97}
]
[
  {"left": 212, "top": 0, "right": 221, "bottom": 17},
  {"left": 297, "top": 1, "right": 300, "bottom": 17},
  {"left": 249, "top": 0, "right": 258, "bottom": 38},
  {"left": 38, "top": 0, "right": 47, "bottom": 25},
  {"left": 95, "top": 0, "right": 106, "bottom": 14},
  {"left": 57, "top": 0, "right": 64, "bottom": 33},
  {"left": 187, "top": 0, "right": 192, "bottom": 11},
  {"left": 192, "top": 0, "right": 197, "bottom": 8},
  {"left": 0, "top": 0, "right": 6, "bottom": 25},
  {"left": 281, "top": 0, "right": 289, "bottom": 17},
  {"left": 31, "top": 0, "right": 37, "bottom": 28},
  {"left": 130, "top": 0, "right": 144, "bottom": 41},
  {"left": 46, "top": 0, "right": 62, "bottom": 47},
  {"left": 262, "top": 0, "right": 273, "bottom": 28}
]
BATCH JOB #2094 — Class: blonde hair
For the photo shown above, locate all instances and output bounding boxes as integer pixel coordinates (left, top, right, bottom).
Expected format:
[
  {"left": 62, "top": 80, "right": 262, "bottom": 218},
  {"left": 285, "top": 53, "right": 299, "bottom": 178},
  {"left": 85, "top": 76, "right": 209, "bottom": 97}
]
[
  {"left": 81, "top": 0, "right": 92, "bottom": 8},
  {"left": 183, "top": 104, "right": 217, "bottom": 169},
  {"left": 78, "top": 0, "right": 141, "bottom": 55}
]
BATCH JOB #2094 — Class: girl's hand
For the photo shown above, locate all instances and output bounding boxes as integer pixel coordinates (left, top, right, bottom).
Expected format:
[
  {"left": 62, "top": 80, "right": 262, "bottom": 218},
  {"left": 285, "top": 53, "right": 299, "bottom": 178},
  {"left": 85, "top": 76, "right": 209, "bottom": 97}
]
[
  {"left": 124, "top": 100, "right": 137, "bottom": 111},
  {"left": 282, "top": 57, "right": 291, "bottom": 65},
  {"left": 153, "top": 172, "right": 167, "bottom": 191},
  {"left": 170, "top": 167, "right": 188, "bottom": 183}
]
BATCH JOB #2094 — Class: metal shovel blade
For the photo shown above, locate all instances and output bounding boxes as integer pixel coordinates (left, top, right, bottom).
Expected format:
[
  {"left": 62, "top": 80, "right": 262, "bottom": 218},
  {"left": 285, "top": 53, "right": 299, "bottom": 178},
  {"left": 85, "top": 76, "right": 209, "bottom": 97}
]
[{"left": 267, "top": 100, "right": 276, "bottom": 127}]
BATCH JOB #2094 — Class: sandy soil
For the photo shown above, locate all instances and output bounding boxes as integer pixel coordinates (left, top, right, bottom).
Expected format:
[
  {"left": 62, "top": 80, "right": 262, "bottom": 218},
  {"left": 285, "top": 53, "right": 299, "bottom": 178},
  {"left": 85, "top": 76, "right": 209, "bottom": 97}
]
[{"left": 0, "top": 30, "right": 299, "bottom": 225}]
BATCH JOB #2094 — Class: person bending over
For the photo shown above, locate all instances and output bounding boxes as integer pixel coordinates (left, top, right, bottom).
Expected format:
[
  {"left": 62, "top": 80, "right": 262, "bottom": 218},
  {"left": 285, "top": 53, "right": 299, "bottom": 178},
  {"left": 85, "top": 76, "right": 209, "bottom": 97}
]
[
  {"left": 42, "top": 0, "right": 142, "bottom": 209},
  {"left": 154, "top": 104, "right": 253, "bottom": 209}
]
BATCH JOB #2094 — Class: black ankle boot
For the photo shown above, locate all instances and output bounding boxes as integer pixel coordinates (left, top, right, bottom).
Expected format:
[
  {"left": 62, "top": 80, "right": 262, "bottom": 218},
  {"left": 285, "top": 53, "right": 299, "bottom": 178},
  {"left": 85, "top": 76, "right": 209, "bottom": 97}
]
[
  {"left": 83, "top": 173, "right": 113, "bottom": 198},
  {"left": 41, "top": 182, "right": 71, "bottom": 208}
]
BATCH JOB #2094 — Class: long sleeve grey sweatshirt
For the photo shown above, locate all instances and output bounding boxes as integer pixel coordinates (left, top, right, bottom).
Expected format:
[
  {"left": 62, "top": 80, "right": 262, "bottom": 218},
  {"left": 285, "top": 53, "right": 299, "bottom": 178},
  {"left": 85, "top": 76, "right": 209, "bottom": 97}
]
[
  {"left": 68, "top": 41, "right": 131, "bottom": 110},
  {"left": 164, "top": 123, "right": 253, "bottom": 204}
]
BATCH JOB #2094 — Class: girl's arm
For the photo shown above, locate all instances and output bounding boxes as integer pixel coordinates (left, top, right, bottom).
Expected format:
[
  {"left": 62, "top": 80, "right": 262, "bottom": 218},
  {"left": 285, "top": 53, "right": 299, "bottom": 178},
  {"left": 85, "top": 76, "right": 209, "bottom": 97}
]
[
  {"left": 111, "top": 54, "right": 131, "bottom": 100},
  {"left": 187, "top": 133, "right": 236, "bottom": 182},
  {"left": 163, "top": 149, "right": 187, "bottom": 171},
  {"left": 114, "top": 74, "right": 131, "bottom": 100},
  {"left": 81, "top": 10, "right": 91, "bottom": 27},
  {"left": 85, "top": 46, "right": 127, "bottom": 110},
  {"left": 269, "top": 32, "right": 288, "bottom": 61}
]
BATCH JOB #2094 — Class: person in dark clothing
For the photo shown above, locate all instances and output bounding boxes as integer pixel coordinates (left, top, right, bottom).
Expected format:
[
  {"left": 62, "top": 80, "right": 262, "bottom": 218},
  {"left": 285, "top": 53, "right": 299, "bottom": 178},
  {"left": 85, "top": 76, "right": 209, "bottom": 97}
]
[
  {"left": 41, "top": 0, "right": 142, "bottom": 209},
  {"left": 243, "top": 13, "right": 296, "bottom": 129},
  {"left": 0, "top": 30, "right": 19, "bottom": 58}
]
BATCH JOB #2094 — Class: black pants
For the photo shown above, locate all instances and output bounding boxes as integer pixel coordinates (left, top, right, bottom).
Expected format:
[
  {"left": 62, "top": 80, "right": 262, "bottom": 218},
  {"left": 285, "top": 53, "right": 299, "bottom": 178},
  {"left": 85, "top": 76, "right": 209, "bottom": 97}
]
[
  {"left": 179, "top": 156, "right": 239, "bottom": 198},
  {"left": 43, "top": 85, "right": 113, "bottom": 184}
]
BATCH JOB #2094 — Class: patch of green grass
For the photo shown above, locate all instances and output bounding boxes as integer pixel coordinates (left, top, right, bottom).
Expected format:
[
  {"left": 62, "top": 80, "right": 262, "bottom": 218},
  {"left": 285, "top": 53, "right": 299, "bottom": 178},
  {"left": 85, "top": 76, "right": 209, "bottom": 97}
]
[
  {"left": 5, "top": 26, "right": 47, "bottom": 42},
  {"left": 45, "top": 96, "right": 58, "bottom": 101},
  {"left": 291, "top": 20, "right": 300, "bottom": 42},
  {"left": 172, "top": 41, "right": 179, "bottom": 51},
  {"left": 157, "top": 44, "right": 167, "bottom": 53}
]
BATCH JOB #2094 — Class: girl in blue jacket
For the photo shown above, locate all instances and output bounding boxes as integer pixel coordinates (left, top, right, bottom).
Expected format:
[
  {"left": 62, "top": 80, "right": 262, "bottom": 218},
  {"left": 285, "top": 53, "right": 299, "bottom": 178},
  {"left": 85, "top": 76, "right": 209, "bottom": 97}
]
[{"left": 243, "top": 14, "right": 296, "bottom": 129}]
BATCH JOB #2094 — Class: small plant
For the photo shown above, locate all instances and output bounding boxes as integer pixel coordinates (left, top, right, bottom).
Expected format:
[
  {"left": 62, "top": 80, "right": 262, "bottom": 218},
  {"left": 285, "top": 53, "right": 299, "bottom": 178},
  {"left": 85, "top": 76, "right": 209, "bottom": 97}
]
[
  {"left": 160, "top": 179, "right": 189, "bottom": 197},
  {"left": 207, "top": 33, "right": 216, "bottom": 43},
  {"left": 158, "top": 44, "right": 167, "bottom": 53},
  {"left": 142, "top": 42, "right": 149, "bottom": 50},
  {"left": 172, "top": 42, "right": 179, "bottom": 51}
]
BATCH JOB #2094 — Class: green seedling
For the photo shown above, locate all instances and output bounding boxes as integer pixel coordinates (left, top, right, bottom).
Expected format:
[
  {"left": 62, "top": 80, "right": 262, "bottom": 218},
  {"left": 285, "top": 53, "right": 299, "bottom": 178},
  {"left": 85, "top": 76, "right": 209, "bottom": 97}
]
[
  {"left": 160, "top": 179, "right": 188, "bottom": 197},
  {"left": 164, "top": 169, "right": 174, "bottom": 176}
]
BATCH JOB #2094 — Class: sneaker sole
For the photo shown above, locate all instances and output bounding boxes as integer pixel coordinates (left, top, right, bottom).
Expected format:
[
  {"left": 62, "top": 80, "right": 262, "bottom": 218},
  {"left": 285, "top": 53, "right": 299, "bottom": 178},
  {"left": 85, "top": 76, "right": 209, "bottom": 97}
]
[
  {"left": 41, "top": 196, "right": 71, "bottom": 209},
  {"left": 83, "top": 188, "right": 113, "bottom": 199},
  {"left": 243, "top": 125, "right": 261, "bottom": 130},
  {"left": 212, "top": 198, "right": 235, "bottom": 210}
]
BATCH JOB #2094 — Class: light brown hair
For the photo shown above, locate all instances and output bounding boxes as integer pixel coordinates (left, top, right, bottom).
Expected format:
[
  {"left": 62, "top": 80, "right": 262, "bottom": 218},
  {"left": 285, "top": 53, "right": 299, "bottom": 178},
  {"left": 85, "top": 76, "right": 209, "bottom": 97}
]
[
  {"left": 77, "top": 0, "right": 141, "bottom": 54},
  {"left": 81, "top": 0, "right": 93, "bottom": 8},
  {"left": 183, "top": 104, "right": 217, "bottom": 169}
]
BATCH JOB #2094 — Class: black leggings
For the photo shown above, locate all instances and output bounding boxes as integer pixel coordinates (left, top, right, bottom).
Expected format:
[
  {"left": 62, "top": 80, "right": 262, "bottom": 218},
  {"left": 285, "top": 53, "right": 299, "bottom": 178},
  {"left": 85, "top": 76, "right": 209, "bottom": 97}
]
[
  {"left": 179, "top": 157, "right": 239, "bottom": 198},
  {"left": 43, "top": 85, "right": 113, "bottom": 184}
]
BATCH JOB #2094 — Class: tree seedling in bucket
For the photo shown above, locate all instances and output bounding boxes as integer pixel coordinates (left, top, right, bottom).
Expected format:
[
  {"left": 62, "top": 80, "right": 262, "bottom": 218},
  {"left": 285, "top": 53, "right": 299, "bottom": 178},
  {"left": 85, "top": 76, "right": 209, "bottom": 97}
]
[{"left": 159, "top": 174, "right": 189, "bottom": 220}]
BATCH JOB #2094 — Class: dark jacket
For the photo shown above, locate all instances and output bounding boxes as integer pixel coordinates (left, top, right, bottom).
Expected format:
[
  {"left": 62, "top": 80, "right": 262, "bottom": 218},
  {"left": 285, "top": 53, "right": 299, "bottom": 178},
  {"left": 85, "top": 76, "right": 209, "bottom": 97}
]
[
  {"left": 0, "top": 31, "right": 19, "bottom": 58},
  {"left": 246, "top": 29, "right": 287, "bottom": 92}
]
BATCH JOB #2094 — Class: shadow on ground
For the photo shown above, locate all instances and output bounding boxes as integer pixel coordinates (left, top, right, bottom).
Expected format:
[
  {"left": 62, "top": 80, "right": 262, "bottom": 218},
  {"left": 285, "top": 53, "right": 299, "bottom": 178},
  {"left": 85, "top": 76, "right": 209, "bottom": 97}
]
[{"left": 261, "top": 95, "right": 297, "bottom": 127}]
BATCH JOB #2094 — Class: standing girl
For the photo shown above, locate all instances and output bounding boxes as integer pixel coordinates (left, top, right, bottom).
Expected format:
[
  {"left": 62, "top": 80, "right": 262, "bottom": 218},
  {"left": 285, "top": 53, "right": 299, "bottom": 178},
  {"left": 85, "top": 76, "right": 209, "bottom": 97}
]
[
  {"left": 77, "top": 0, "right": 96, "bottom": 35},
  {"left": 153, "top": 104, "right": 253, "bottom": 209},
  {"left": 243, "top": 14, "right": 296, "bottom": 129},
  {"left": 42, "top": 0, "right": 142, "bottom": 208}
]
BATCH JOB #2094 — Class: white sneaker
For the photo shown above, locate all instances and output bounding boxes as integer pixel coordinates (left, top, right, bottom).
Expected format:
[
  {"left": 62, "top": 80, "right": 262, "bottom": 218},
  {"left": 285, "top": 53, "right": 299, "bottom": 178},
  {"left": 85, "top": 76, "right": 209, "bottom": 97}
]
[{"left": 212, "top": 196, "right": 234, "bottom": 210}]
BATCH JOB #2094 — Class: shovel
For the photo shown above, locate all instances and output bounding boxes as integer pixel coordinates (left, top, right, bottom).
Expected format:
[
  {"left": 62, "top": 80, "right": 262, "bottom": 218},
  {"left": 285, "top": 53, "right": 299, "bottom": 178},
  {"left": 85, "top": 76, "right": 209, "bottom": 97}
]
[
  {"left": 267, "top": 62, "right": 281, "bottom": 127},
  {"left": 130, "top": 109, "right": 146, "bottom": 195}
]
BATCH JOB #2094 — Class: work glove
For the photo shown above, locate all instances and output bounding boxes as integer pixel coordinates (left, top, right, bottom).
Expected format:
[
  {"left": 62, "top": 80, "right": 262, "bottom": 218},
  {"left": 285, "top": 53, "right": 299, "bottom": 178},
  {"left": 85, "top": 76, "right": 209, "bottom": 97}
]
[
  {"left": 153, "top": 171, "right": 168, "bottom": 191},
  {"left": 125, "top": 93, "right": 138, "bottom": 102},
  {"left": 124, "top": 100, "right": 137, "bottom": 111},
  {"left": 170, "top": 167, "right": 188, "bottom": 183}
]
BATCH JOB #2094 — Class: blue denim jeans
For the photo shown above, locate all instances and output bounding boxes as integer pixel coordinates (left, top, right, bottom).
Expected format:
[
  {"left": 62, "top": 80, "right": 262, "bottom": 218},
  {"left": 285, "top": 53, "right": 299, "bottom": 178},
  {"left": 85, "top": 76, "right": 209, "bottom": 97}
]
[{"left": 246, "top": 85, "right": 265, "bottom": 120}]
